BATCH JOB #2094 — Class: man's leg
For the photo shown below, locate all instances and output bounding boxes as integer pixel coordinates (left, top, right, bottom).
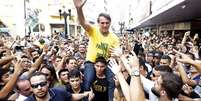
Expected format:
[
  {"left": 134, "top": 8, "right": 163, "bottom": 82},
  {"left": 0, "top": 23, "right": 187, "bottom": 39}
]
[
  {"left": 106, "top": 67, "right": 115, "bottom": 101},
  {"left": 83, "top": 61, "right": 95, "bottom": 91}
]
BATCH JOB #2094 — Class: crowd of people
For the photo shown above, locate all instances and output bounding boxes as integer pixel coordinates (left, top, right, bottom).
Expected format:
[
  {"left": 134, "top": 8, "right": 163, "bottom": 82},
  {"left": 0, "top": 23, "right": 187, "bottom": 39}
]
[{"left": 0, "top": 0, "right": 201, "bottom": 101}]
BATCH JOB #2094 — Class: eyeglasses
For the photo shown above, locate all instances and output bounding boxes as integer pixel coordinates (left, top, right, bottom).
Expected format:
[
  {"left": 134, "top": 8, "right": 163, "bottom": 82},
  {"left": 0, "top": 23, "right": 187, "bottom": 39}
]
[{"left": 31, "top": 81, "right": 47, "bottom": 89}]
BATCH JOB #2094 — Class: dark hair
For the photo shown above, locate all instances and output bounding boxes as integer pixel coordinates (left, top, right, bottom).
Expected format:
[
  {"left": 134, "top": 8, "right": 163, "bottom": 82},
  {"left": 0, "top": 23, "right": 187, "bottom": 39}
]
[
  {"left": 154, "top": 51, "right": 163, "bottom": 58},
  {"left": 161, "top": 72, "right": 183, "bottom": 99},
  {"left": 21, "top": 55, "right": 29, "bottom": 59},
  {"left": 66, "top": 57, "right": 76, "bottom": 64},
  {"left": 97, "top": 13, "right": 111, "bottom": 23},
  {"left": 53, "top": 46, "right": 59, "bottom": 53},
  {"left": 155, "top": 65, "right": 173, "bottom": 73},
  {"left": 95, "top": 57, "right": 107, "bottom": 65},
  {"left": 58, "top": 69, "right": 69, "bottom": 78},
  {"left": 68, "top": 69, "right": 81, "bottom": 79},
  {"left": 161, "top": 55, "right": 171, "bottom": 63},
  {"left": 161, "top": 55, "right": 171, "bottom": 60},
  {"left": 0, "top": 68, "right": 10, "bottom": 83},
  {"left": 29, "top": 71, "right": 47, "bottom": 81},
  {"left": 139, "top": 58, "right": 148, "bottom": 72},
  {"left": 40, "top": 64, "right": 58, "bottom": 81},
  {"left": 56, "top": 55, "right": 62, "bottom": 59}
]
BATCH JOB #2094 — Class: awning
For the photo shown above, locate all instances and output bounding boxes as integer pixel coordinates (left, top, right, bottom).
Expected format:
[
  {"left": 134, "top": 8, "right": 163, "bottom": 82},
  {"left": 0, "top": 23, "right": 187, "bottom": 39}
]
[{"left": 132, "top": 0, "right": 201, "bottom": 28}]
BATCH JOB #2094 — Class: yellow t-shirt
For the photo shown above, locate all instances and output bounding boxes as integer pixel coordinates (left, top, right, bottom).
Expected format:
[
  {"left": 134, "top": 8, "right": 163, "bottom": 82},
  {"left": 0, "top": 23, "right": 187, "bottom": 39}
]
[{"left": 86, "top": 26, "right": 120, "bottom": 62}]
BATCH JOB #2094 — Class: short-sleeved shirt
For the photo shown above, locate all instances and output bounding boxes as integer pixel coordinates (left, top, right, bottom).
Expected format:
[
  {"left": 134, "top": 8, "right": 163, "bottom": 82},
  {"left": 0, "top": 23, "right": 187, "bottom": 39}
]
[
  {"left": 92, "top": 77, "right": 108, "bottom": 101},
  {"left": 24, "top": 87, "right": 72, "bottom": 101},
  {"left": 86, "top": 26, "right": 119, "bottom": 62}
]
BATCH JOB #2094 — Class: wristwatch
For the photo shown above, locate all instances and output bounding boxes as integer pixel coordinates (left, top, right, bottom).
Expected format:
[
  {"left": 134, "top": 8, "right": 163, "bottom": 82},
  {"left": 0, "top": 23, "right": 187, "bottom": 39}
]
[{"left": 130, "top": 69, "right": 140, "bottom": 77}]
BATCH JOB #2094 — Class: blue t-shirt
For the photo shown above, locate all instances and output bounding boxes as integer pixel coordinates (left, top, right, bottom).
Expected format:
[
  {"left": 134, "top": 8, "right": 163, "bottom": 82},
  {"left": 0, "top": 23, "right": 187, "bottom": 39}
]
[{"left": 25, "top": 87, "right": 72, "bottom": 101}]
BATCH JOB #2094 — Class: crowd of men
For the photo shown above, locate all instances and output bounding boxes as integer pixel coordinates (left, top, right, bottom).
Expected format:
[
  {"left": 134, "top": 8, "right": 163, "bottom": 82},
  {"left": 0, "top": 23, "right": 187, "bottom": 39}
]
[{"left": 0, "top": 0, "right": 201, "bottom": 101}]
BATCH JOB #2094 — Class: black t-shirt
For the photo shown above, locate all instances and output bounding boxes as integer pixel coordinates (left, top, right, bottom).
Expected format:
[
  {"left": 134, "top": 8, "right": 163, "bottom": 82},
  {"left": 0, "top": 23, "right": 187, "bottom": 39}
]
[{"left": 92, "top": 76, "right": 108, "bottom": 101}]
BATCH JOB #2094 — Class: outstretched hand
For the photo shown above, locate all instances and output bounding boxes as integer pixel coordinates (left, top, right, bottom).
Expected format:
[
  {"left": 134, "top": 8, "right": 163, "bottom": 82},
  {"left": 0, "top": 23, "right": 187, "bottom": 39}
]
[
  {"left": 108, "top": 58, "right": 121, "bottom": 75},
  {"left": 110, "top": 48, "right": 122, "bottom": 58},
  {"left": 73, "top": 0, "right": 87, "bottom": 9},
  {"left": 173, "top": 49, "right": 193, "bottom": 63}
]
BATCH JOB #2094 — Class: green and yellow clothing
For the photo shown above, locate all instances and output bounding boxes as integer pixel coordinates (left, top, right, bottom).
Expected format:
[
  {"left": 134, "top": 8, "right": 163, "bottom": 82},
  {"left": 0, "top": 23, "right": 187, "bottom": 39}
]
[{"left": 86, "top": 26, "right": 119, "bottom": 62}]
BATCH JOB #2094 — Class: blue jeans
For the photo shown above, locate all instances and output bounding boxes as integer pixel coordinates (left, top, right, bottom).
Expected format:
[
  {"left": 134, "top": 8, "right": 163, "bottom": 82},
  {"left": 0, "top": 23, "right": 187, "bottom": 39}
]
[{"left": 83, "top": 61, "right": 115, "bottom": 101}]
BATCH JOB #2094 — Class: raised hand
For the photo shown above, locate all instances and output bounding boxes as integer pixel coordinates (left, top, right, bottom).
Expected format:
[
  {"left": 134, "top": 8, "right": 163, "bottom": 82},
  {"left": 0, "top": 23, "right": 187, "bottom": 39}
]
[
  {"left": 110, "top": 48, "right": 123, "bottom": 58},
  {"left": 73, "top": 0, "right": 87, "bottom": 9},
  {"left": 14, "top": 60, "right": 23, "bottom": 75},
  {"left": 43, "top": 44, "right": 49, "bottom": 54},
  {"left": 184, "top": 31, "right": 190, "bottom": 37},
  {"left": 173, "top": 49, "right": 193, "bottom": 63},
  {"left": 108, "top": 58, "right": 121, "bottom": 75},
  {"left": 127, "top": 51, "right": 139, "bottom": 68}
]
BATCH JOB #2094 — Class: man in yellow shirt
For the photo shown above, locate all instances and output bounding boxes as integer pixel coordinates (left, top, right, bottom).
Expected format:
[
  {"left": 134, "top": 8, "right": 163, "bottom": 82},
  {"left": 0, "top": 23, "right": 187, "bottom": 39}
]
[{"left": 73, "top": 0, "right": 119, "bottom": 101}]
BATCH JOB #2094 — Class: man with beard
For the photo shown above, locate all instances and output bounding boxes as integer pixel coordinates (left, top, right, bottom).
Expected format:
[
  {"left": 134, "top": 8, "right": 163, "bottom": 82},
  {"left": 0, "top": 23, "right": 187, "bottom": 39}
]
[
  {"left": 25, "top": 72, "right": 92, "bottom": 101},
  {"left": 58, "top": 69, "right": 69, "bottom": 86},
  {"left": 141, "top": 72, "right": 183, "bottom": 101}
]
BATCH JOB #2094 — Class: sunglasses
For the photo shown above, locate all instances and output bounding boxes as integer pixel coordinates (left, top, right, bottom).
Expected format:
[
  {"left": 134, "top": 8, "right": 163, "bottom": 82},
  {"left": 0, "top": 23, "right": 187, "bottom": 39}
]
[{"left": 31, "top": 81, "right": 47, "bottom": 89}]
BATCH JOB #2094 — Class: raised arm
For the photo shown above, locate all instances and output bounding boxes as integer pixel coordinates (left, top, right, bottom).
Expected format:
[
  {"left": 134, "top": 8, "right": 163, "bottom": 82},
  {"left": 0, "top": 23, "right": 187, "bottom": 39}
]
[
  {"left": 108, "top": 59, "right": 131, "bottom": 101},
  {"left": 0, "top": 56, "right": 15, "bottom": 67},
  {"left": 174, "top": 49, "right": 201, "bottom": 73},
  {"left": 181, "top": 31, "right": 190, "bottom": 47},
  {"left": 128, "top": 51, "right": 145, "bottom": 101},
  {"left": 73, "top": 0, "right": 92, "bottom": 33},
  {"left": 0, "top": 60, "right": 23, "bottom": 99},
  {"left": 27, "top": 45, "right": 49, "bottom": 78}
]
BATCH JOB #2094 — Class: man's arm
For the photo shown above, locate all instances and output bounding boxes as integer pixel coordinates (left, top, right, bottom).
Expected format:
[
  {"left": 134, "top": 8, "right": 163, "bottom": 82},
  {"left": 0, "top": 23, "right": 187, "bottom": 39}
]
[
  {"left": 128, "top": 52, "right": 145, "bottom": 101},
  {"left": 71, "top": 91, "right": 93, "bottom": 101},
  {"left": 27, "top": 45, "right": 49, "bottom": 78},
  {"left": 0, "top": 60, "right": 23, "bottom": 99},
  {"left": 174, "top": 49, "right": 201, "bottom": 73},
  {"left": 108, "top": 59, "right": 131, "bottom": 101},
  {"left": 73, "top": 0, "right": 92, "bottom": 33},
  {"left": 177, "top": 61, "right": 197, "bottom": 86},
  {"left": 0, "top": 56, "right": 15, "bottom": 67},
  {"left": 116, "top": 72, "right": 131, "bottom": 101}
]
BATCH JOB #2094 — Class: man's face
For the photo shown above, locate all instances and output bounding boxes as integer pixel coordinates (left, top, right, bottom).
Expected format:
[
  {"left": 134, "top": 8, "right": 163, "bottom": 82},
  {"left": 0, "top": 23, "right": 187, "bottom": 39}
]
[
  {"left": 98, "top": 16, "right": 111, "bottom": 34},
  {"left": 160, "top": 59, "right": 170, "bottom": 66},
  {"left": 153, "top": 57, "right": 160, "bottom": 65},
  {"left": 17, "top": 80, "right": 32, "bottom": 96},
  {"left": 31, "top": 51, "right": 39, "bottom": 60},
  {"left": 30, "top": 75, "right": 48, "bottom": 98},
  {"left": 59, "top": 71, "right": 69, "bottom": 84},
  {"left": 78, "top": 45, "right": 86, "bottom": 53},
  {"left": 22, "top": 58, "right": 32, "bottom": 70},
  {"left": 146, "top": 55, "right": 153, "bottom": 63},
  {"left": 67, "top": 59, "right": 77, "bottom": 71},
  {"left": 151, "top": 69, "right": 161, "bottom": 81},
  {"left": 95, "top": 62, "right": 106, "bottom": 76},
  {"left": 55, "top": 57, "right": 62, "bottom": 67},
  {"left": 69, "top": 77, "right": 81, "bottom": 90}
]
